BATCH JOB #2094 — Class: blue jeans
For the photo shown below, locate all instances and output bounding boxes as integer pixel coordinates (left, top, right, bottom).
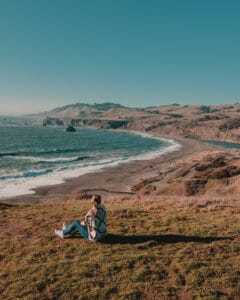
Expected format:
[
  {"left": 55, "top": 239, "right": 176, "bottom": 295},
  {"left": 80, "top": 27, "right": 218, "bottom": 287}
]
[{"left": 63, "top": 221, "right": 89, "bottom": 240}]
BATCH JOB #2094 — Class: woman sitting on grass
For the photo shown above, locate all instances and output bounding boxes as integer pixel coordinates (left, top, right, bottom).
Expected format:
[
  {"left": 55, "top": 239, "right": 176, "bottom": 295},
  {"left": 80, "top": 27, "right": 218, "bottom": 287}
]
[{"left": 55, "top": 194, "right": 107, "bottom": 242}]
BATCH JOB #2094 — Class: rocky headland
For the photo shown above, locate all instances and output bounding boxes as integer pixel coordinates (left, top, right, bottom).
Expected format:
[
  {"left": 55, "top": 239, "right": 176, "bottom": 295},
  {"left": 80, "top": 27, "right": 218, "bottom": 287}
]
[{"left": 38, "top": 102, "right": 240, "bottom": 143}]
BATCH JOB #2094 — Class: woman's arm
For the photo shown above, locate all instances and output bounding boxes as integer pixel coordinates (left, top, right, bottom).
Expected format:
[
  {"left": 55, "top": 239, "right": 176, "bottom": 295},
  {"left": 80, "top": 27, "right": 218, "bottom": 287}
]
[
  {"left": 86, "top": 207, "right": 97, "bottom": 218},
  {"left": 84, "top": 207, "right": 97, "bottom": 225}
]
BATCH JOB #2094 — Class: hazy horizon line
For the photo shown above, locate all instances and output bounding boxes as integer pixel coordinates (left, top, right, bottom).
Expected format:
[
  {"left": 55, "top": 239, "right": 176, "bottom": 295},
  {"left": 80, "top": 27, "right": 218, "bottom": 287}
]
[{"left": 1, "top": 100, "right": 239, "bottom": 117}]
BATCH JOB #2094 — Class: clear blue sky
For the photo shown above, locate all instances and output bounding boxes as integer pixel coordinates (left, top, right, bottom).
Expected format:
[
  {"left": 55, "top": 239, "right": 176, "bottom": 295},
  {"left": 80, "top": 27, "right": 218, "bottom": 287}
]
[{"left": 0, "top": 0, "right": 239, "bottom": 114}]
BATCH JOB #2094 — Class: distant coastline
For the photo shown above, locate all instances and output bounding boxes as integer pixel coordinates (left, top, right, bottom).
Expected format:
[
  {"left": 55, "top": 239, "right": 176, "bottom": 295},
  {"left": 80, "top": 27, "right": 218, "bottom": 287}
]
[{"left": 35, "top": 102, "right": 240, "bottom": 144}]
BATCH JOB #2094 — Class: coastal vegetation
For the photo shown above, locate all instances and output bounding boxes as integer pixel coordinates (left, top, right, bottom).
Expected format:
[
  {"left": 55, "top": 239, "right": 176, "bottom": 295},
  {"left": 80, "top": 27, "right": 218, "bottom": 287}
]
[{"left": 0, "top": 198, "right": 239, "bottom": 299}]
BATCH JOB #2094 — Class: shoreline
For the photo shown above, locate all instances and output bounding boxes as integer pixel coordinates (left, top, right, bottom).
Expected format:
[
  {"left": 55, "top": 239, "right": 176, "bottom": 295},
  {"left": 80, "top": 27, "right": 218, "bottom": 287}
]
[
  {"left": 3, "top": 130, "right": 217, "bottom": 204},
  {"left": 0, "top": 129, "right": 180, "bottom": 201}
]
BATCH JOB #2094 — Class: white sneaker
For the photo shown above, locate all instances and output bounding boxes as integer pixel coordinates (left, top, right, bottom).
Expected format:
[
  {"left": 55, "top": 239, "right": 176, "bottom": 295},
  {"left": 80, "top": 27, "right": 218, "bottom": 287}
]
[
  {"left": 55, "top": 229, "right": 65, "bottom": 239},
  {"left": 62, "top": 222, "right": 67, "bottom": 230}
]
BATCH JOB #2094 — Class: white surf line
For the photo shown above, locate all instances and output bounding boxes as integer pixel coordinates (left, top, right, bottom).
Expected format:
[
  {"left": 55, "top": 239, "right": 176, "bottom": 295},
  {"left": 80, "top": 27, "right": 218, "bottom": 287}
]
[{"left": 0, "top": 129, "right": 182, "bottom": 199}]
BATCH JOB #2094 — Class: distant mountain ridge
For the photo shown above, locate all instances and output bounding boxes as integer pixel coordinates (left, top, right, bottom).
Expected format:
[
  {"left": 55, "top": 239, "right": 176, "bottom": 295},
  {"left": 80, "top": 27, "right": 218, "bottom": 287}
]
[
  {"left": 51, "top": 102, "right": 125, "bottom": 112},
  {"left": 36, "top": 102, "right": 126, "bottom": 118},
  {"left": 34, "top": 102, "right": 182, "bottom": 119}
]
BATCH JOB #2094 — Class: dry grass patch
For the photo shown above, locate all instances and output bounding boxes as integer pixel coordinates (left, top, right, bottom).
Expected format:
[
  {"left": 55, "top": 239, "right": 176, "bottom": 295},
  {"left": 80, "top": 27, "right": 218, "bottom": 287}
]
[{"left": 0, "top": 199, "right": 239, "bottom": 299}]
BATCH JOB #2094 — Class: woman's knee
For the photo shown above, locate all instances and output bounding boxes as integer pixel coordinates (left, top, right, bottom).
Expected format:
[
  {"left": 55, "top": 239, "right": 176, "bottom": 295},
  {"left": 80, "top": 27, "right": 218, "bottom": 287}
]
[{"left": 72, "top": 220, "right": 81, "bottom": 226}]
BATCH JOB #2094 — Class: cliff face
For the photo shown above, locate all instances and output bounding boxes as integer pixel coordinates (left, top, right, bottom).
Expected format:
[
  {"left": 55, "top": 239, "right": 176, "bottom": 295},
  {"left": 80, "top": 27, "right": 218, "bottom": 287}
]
[{"left": 41, "top": 103, "right": 240, "bottom": 142}]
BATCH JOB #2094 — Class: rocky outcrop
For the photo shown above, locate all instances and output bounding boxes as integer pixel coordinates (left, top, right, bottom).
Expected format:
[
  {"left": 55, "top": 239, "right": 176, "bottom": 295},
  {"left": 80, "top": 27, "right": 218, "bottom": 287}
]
[
  {"left": 185, "top": 179, "right": 208, "bottom": 196},
  {"left": 42, "top": 117, "right": 64, "bottom": 126},
  {"left": 107, "top": 120, "right": 128, "bottom": 129},
  {"left": 66, "top": 125, "right": 76, "bottom": 132},
  {"left": 203, "top": 165, "right": 240, "bottom": 179},
  {"left": 69, "top": 118, "right": 129, "bottom": 129},
  {"left": 219, "top": 119, "right": 240, "bottom": 131},
  {"left": 194, "top": 156, "right": 226, "bottom": 171}
]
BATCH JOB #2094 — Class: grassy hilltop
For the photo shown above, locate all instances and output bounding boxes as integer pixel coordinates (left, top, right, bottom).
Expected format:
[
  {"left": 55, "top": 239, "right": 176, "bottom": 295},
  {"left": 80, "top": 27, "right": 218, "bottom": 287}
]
[{"left": 1, "top": 198, "right": 239, "bottom": 299}]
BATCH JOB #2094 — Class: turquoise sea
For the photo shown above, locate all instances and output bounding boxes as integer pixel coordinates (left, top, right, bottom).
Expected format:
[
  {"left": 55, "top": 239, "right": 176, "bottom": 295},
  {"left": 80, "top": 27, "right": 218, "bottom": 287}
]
[{"left": 0, "top": 116, "right": 181, "bottom": 199}]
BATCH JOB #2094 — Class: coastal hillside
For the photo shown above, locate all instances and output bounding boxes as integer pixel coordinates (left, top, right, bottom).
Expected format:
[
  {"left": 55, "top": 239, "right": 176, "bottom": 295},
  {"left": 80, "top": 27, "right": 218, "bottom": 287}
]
[
  {"left": 38, "top": 103, "right": 240, "bottom": 142},
  {"left": 131, "top": 149, "right": 240, "bottom": 204}
]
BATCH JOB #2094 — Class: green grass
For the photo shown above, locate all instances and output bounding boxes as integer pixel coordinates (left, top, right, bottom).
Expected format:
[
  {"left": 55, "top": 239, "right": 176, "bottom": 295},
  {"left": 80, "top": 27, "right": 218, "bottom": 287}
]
[{"left": 0, "top": 200, "right": 239, "bottom": 299}]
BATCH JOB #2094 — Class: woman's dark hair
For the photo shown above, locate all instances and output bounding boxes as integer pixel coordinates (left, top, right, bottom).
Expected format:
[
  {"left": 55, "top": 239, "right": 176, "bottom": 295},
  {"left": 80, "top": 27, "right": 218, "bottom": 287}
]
[{"left": 93, "top": 194, "right": 101, "bottom": 204}]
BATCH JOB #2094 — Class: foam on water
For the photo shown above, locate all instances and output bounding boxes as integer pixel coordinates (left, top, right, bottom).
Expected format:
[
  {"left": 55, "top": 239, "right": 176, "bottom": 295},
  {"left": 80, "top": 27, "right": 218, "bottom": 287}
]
[
  {"left": 8, "top": 155, "right": 90, "bottom": 163},
  {"left": 0, "top": 134, "right": 181, "bottom": 199}
]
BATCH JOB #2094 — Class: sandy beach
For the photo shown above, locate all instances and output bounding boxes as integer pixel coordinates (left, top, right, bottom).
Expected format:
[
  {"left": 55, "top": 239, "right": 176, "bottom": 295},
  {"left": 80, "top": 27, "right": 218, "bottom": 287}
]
[{"left": 4, "top": 134, "right": 216, "bottom": 205}]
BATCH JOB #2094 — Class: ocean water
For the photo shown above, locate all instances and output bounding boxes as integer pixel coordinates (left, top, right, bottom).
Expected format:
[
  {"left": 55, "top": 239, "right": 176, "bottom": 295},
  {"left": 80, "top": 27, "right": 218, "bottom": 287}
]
[
  {"left": 0, "top": 116, "right": 181, "bottom": 199},
  {"left": 201, "top": 139, "right": 240, "bottom": 149}
]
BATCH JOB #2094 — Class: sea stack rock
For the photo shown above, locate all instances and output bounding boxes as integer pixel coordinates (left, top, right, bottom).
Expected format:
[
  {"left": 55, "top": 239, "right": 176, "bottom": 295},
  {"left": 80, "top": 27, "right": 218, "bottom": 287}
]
[
  {"left": 42, "top": 119, "right": 47, "bottom": 126},
  {"left": 66, "top": 125, "right": 76, "bottom": 132}
]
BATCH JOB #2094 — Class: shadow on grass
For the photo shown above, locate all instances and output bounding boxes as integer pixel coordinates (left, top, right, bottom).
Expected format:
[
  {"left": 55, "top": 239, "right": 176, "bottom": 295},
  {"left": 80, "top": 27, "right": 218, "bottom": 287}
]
[{"left": 100, "top": 234, "right": 233, "bottom": 245}]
